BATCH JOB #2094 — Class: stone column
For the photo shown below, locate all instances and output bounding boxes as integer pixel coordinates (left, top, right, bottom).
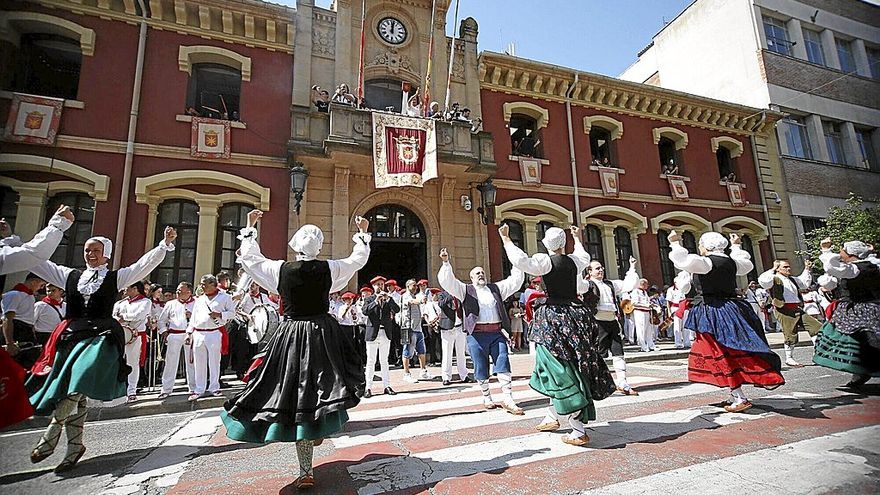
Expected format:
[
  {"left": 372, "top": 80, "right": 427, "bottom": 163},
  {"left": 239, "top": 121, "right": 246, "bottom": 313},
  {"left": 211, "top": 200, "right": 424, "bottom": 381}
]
[
  {"left": 785, "top": 18, "right": 807, "bottom": 60},
  {"left": 292, "top": 0, "right": 314, "bottom": 107},
  {"left": 805, "top": 114, "right": 829, "bottom": 162},
  {"left": 523, "top": 219, "right": 538, "bottom": 254},
  {"left": 820, "top": 29, "right": 841, "bottom": 70},
  {"left": 12, "top": 186, "right": 48, "bottom": 241},
  {"left": 840, "top": 122, "right": 862, "bottom": 168},
  {"left": 334, "top": 0, "right": 352, "bottom": 89},
  {"left": 601, "top": 225, "right": 618, "bottom": 279},
  {"left": 194, "top": 199, "right": 220, "bottom": 279},
  {"left": 143, "top": 201, "right": 159, "bottom": 251},
  {"left": 331, "top": 166, "right": 351, "bottom": 262},
  {"left": 852, "top": 39, "right": 871, "bottom": 78}
]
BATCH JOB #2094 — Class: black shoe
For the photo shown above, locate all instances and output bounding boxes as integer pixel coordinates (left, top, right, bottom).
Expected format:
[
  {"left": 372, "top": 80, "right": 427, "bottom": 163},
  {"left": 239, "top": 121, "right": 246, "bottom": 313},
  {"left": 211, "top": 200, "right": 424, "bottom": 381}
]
[
  {"left": 384, "top": 387, "right": 397, "bottom": 395},
  {"left": 443, "top": 380, "right": 451, "bottom": 386},
  {"left": 364, "top": 389, "right": 372, "bottom": 398},
  {"left": 462, "top": 376, "right": 475, "bottom": 383}
]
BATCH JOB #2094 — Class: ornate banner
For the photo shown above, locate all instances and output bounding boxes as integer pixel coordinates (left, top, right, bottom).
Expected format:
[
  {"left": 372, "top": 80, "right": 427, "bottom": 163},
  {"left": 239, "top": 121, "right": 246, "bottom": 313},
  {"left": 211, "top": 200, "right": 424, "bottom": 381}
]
[
  {"left": 3, "top": 93, "right": 64, "bottom": 145},
  {"left": 518, "top": 156, "right": 542, "bottom": 186},
  {"left": 372, "top": 112, "right": 437, "bottom": 188},
  {"left": 598, "top": 166, "right": 620, "bottom": 198},
  {"left": 666, "top": 175, "right": 690, "bottom": 202},
  {"left": 191, "top": 117, "right": 231, "bottom": 159},
  {"left": 727, "top": 182, "right": 746, "bottom": 207}
]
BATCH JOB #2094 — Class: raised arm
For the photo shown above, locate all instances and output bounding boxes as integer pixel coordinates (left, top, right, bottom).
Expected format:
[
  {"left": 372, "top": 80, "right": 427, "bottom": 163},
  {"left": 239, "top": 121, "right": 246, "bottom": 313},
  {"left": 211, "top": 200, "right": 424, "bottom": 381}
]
[
  {"left": 819, "top": 238, "right": 859, "bottom": 280},
  {"left": 236, "top": 211, "right": 284, "bottom": 292},
  {"left": 328, "top": 216, "right": 372, "bottom": 293},
  {"left": 495, "top": 266, "right": 525, "bottom": 301},
  {"left": 610, "top": 257, "right": 639, "bottom": 294},
  {"left": 795, "top": 263, "right": 813, "bottom": 289},
  {"left": 0, "top": 206, "right": 74, "bottom": 275},
  {"left": 437, "top": 248, "right": 467, "bottom": 302},
  {"left": 729, "top": 234, "right": 754, "bottom": 276},
  {"left": 674, "top": 270, "right": 693, "bottom": 294},
  {"left": 668, "top": 240, "right": 712, "bottom": 275},
  {"left": 117, "top": 227, "right": 177, "bottom": 289},
  {"left": 30, "top": 260, "right": 75, "bottom": 288},
  {"left": 567, "top": 226, "right": 591, "bottom": 273},
  {"left": 502, "top": 240, "right": 551, "bottom": 276},
  {"left": 757, "top": 266, "right": 777, "bottom": 290}
]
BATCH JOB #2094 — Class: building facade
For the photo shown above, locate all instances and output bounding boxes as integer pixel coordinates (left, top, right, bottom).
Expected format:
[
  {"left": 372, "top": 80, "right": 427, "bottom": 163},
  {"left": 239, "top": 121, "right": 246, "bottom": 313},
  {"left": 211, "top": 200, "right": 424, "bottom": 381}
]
[{"left": 621, "top": 0, "right": 880, "bottom": 252}]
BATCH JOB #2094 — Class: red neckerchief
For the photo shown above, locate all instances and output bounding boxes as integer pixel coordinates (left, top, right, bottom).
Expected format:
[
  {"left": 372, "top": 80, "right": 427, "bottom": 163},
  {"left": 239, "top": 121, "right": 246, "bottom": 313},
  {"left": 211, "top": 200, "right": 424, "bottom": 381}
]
[
  {"left": 41, "top": 296, "right": 63, "bottom": 307},
  {"left": 180, "top": 296, "right": 195, "bottom": 305},
  {"left": 128, "top": 294, "right": 146, "bottom": 304},
  {"left": 13, "top": 283, "right": 33, "bottom": 295}
]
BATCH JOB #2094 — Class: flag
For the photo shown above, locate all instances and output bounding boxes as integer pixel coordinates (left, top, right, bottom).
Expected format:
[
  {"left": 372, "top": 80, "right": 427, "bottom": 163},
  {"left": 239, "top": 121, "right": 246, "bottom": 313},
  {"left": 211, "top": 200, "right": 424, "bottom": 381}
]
[
  {"left": 191, "top": 117, "right": 231, "bottom": 159},
  {"left": 727, "top": 182, "right": 746, "bottom": 206},
  {"left": 598, "top": 166, "right": 620, "bottom": 197},
  {"left": 372, "top": 112, "right": 437, "bottom": 188},
  {"left": 666, "top": 175, "right": 690, "bottom": 201},
  {"left": 3, "top": 93, "right": 64, "bottom": 145}
]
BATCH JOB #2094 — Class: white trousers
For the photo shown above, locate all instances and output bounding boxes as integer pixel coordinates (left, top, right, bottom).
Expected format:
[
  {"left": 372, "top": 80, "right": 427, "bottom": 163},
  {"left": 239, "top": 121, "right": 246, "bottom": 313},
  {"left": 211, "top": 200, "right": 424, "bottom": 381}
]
[
  {"left": 633, "top": 311, "right": 654, "bottom": 351},
  {"left": 365, "top": 329, "right": 391, "bottom": 390},
  {"left": 191, "top": 329, "right": 222, "bottom": 395},
  {"left": 624, "top": 316, "right": 635, "bottom": 343},
  {"left": 440, "top": 328, "right": 468, "bottom": 381},
  {"left": 124, "top": 335, "right": 142, "bottom": 396},
  {"left": 162, "top": 333, "right": 195, "bottom": 394},
  {"left": 673, "top": 315, "right": 691, "bottom": 348}
]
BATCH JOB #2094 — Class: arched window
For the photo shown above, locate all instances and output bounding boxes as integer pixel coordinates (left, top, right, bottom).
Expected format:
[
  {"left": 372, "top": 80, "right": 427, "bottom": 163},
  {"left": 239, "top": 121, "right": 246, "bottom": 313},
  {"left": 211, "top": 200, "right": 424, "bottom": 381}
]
[
  {"left": 501, "top": 219, "right": 525, "bottom": 278},
  {"left": 657, "top": 229, "right": 676, "bottom": 287},
  {"left": 510, "top": 114, "right": 543, "bottom": 158},
  {"left": 584, "top": 225, "right": 605, "bottom": 268},
  {"left": 364, "top": 78, "right": 415, "bottom": 112},
  {"left": 536, "top": 220, "right": 555, "bottom": 254},
  {"left": 152, "top": 200, "right": 199, "bottom": 288},
  {"left": 367, "top": 204, "right": 425, "bottom": 239},
  {"left": 682, "top": 231, "right": 698, "bottom": 254},
  {"left": 214, "top": 203, "right": 250, "bottom": 275},
  {"left": 740, "top": 234, "right": 758, "bottom": 282},
  {"left": 658, "top": 136, "right": 680, "bottom": 173},
  {"left": 8, "top": 34, "right": 82, "bottom": 100},
  {"left": 589, "top": 127, "right": 614, "bottom": 166},
  {"left": 613, "top": 227, "right": 633, "bottom": 275},
  {"left": 186, "top": 63, "right": 242, "bottom": 120},
  {"left": 45, "top": 192, "right": 94, "bottom": 269},
  {"left": 717, "top": 147, "right": 735, "bottom": 180}
]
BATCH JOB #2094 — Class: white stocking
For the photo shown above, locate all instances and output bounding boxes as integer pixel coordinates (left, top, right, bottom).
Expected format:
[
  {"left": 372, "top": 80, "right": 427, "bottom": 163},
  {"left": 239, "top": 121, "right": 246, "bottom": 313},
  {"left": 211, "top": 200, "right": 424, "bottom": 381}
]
[
  {"left": 498, "top": 372, "right": 514, "bottom": 401},
  {"left": 730, "top": 386, "right": 747, "bottom": 403},
  {"left": 567, "top": 414, "right": 586, "bottom": 440},
  {"left": 612, "top": 356, "right": 628, "bottom": 389},
  {"left": 542, "top": 404, "right": 559, "bottom": 425},
  {"left": 479, "top": 379, "right": 493, "bottom": 405}
]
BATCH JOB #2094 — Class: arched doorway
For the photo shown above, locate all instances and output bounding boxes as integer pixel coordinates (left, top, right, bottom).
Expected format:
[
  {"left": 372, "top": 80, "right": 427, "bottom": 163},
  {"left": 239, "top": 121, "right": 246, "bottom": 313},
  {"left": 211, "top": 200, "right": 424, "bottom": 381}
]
[{"left": 359, "top": 204, "right": 427, "bottom": 288}]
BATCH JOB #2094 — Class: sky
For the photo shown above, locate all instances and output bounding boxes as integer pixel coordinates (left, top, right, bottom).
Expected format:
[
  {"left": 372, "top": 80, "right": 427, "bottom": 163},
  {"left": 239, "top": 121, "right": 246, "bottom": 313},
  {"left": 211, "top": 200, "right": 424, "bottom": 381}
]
[{"left": 292, "top": 0, "right": 696, "bottom": 76}]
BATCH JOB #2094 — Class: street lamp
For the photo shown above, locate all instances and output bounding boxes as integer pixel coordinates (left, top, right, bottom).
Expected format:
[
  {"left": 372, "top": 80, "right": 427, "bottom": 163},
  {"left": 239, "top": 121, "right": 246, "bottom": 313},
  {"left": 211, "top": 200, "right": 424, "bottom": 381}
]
[
  {"left": 289, "top": 162, "right": 309, "bottom": 215},
  {"left": 476, "top": 179, "right": 497, "bottom": 225}
]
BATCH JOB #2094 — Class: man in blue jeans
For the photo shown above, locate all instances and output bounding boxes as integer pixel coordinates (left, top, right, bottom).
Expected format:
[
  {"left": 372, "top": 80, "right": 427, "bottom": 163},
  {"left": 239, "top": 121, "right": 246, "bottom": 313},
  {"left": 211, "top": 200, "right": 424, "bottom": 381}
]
[{"left": 400, "top": 279, "right": 431, "bottom": 383}]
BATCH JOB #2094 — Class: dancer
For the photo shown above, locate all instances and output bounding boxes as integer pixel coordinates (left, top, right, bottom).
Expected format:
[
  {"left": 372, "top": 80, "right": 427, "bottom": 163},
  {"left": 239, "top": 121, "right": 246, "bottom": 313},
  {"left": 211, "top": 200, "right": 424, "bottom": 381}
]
[
  {"left": 362, "top": 276, "right": 398, "bottom": 398},
  {"left": 222, "top": 210, "right": 370, "bottom": 489},
  {"left": 438, "top": 243, "right": 524, "bottom": 414},
  {"left": 0, "top": 205, "right": 73, "bottom": 275},
  {"left": 186, "top": 274, "right": 235, "bottom": 400},
  {"left": 27, "top": 227, "right": 177, "bottom": 472},
  {"left": 758, "top": 258, "right": 822, "bottom": 367},
  {"left": 812, "top": 238, "right": 879, "bottom": 388},
  {"left": 667, "top": 230, "right": 784, "bottom": 412},
  {"left": 503, "top": 225, "right": 616, "bottom": 446},
  {"left": 111, "top": 281, "right": 153, "bottom": 402},
  {"left": 580, "top": 256, "right": 640, "bottom": 395},
  {"left": 157, "top": 282, "right": 196, "bottom": 399}
]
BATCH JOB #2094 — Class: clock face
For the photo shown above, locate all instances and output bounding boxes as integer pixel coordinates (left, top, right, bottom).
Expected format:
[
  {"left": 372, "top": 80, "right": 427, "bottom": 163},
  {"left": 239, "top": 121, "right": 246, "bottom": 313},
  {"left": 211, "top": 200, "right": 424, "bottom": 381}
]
[{"left": 377, "top": 17, "right": 407, "bottom": 45}]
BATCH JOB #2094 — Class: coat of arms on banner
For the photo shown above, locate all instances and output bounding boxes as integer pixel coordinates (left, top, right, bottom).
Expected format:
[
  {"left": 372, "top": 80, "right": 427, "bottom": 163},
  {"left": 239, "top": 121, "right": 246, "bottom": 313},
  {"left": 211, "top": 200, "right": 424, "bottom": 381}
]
[
  {"left": 191, "top": 117, "right": 231, "bottom": 159},
  {"left": 518, "top": 157, "right": 542, "bottom": 186},
  {"left": 666, "top": 175, "right": 690, "bottom": 202},
  {"left": 372, "top": 112, "right": 437, "bottom": 188},
  {"left": 3, "top": 93, "right": 64, "bottom": 145},
  {"left": 598, "top": 166, "right": 620, "bottom": 198},
  {"left": 726, "top": 182, "right": 746, "bottom": 207}
]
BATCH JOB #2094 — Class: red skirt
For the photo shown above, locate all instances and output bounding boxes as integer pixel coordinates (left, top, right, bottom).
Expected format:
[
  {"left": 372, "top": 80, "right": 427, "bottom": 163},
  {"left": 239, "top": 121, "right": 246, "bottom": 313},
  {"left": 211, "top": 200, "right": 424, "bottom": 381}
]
[
  {"left": 688, "top": 332, "right": 784, "bottom": 389},
  {"left": 0, "top": 348, "right": 34, "bottom": 430}
]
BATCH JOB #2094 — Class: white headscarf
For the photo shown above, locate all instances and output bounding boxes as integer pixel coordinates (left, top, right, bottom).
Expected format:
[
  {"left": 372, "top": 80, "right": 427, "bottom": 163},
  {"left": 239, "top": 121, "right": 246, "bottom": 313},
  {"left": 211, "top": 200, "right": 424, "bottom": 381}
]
[
  {"left": 541, "top": 227, "right": 566, "bottom": 252},
  {"left": 289, "top": 224, "right": 324, "bottom": 260},
  {"left": 86, "top": 236, "right": 113, "bottom": 259},
  {"left": 699, "top": 232, "right": 728, "bottom": 253},
  {"left": 843, "top": 241, "right": 872, "bottom": 259}
]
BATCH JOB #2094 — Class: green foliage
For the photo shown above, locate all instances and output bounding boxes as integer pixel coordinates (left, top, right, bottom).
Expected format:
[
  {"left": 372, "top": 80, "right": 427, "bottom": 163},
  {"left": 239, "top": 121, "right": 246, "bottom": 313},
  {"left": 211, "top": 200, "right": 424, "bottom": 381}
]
[{"left": 799, "top": 194, "right": 880, "bottom": 263}]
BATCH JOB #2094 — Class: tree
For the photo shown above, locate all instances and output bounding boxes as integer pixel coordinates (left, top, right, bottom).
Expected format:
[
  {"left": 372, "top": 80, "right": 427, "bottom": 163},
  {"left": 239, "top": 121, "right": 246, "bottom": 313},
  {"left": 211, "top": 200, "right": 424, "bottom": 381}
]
[{"left": 799, "top": 194, "right": 880, "bottom": 264}]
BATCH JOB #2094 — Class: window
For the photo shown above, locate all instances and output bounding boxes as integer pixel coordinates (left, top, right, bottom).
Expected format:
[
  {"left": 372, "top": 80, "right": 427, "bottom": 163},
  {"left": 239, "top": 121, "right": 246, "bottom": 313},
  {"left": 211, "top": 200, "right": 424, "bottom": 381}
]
[
  {"left": 801, "top": 217, "right": 825, "bottom": 235},
  {"left": 584, "top": 225, "right": 605, "bottom": 268},
  {"left": 152, "top": 200, "right": 199, "bottom": 288},
  {"left": 740, "top": 235, "right": 758, "bottom": 282},
  {"left": 367, "top": 204, "right": 425, "bottom": 239},
  {"left": 779, "top": 116, "right": 813, "bottom": 159},
  {"left": 867, "top": 47, "right": 880, "bottom": 79},
  {"left": 823, "top": 121, "right": 846, "bottom": 164},
  {"left": 186, "top": 63, "right": 241, "bottom": 120},
  {"left": 510, "top": 114, "right": 543, "bottom": 158},
  {"left": 855, "top": 128, "right": 878, "bottom": 171},
  {"left": 214, "top": 203, "right": 250, "bottom": 275},
  {"left": 536, "top": 220, "right": 555, "bottom": 254},
  {"left": 836, "top": 38, "right": 856, "bottom": 73},
  {"left": 802, "top": 29, "right": 826, "bottom": 65},
  {"left": 7, "top": 34, "right": 82, "bottom": 100},
  {"left": 45, "top": 193, "right": 94, "bottom": 269},
  {"left": 763, "top": 16, "right": 792, "bottom": 56},
  {"left": 501, "top": 220, "right": 525, "bottom": 278},
  {"left": 613, "top": 227, "right": 633, "bottom": 276},
  {"left": 589, "top": 127, "right": 614, "bottom": 166},
  {"left": 657, "top": 229, "right": 676, "bottom": 287},
  {"left": 0, "top": 187, "right": 19, "bottom": 232},
  {"left": 658, "top": 137, "right": 680, "bottom": 173},
  {"left": 364, "top": 78, "right": 415, "bottom": 112},
  {"left": 716, "top": 147, "right": 735, "bottom": 180},
  {"left": 681, "top": 231, "right": 698, "bottom": 254}
]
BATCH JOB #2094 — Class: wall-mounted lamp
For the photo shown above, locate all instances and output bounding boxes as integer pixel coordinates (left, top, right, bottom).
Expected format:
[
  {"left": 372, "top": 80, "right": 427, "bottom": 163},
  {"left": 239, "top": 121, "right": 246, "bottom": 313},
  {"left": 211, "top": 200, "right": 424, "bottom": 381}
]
[
  {"left": 289, "top": 161, "right": 309, "bottom": 215},
  {"left": 769, "top": 191, "right": 782, "bottom": 205},
  {"left": 476, "top": 179, "right": 497, "bottom": 225}
]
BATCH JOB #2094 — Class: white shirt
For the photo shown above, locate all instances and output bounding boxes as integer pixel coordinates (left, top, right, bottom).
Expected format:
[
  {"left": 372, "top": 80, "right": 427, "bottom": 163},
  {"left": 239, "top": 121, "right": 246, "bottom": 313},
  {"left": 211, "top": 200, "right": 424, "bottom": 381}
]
[
  {"left": 112, "top": 296, "right": 153, "bottom": 333},
  {"left": 33, "top": 300, "right": 65, "bottom": 334},
  {"left": 669, "top": 240, "right": 753, "bottom": 294},
  {"left": 187, "top": 291, "right": 235, "bottom": 333},
  {"left": 438, "top": 261, "right": 524, "bottom": 324},
  {"left": 0, "top": 213, "right": 72, "bottom": 276},
  {"left": 802, "top": 291, "right": 823, "bottom": 316},
  {"left": 400, "top": 290, "right": 425, "bottom": 330},
  {"left": 329, "top": 299, "right": 344, "bottom": 321},
  {"left": 422, "top": 300, "right": 441, "bottom": 325},
  {"left": 336, "top": 302, "right": 360, "bottom": 326},
  {"left": 2, "top": 289, "right": 37, "bottom": 325},
  {"left": 503, "top": 238, "right": 591, "bottom": 278},
  {"left": 158, "top": 298, "right": 195, "bottom": 332},
  {"left": 631, "top": 289, "right": 651, "bottom": 310},
  {"left": 758, "top": 265, "right": 812, "bottom": 304},
  {"left": 239, "top": 292, "right": 276, "bottom": 316},
  {"left": 816, "top": 249, "right": 880, "bottom": 290},
  {"left": 666, "top": 286, "right": 685, "bottom": 305},
  {"left": 578, "top": 266, "right": 638, "bottom": 315}
]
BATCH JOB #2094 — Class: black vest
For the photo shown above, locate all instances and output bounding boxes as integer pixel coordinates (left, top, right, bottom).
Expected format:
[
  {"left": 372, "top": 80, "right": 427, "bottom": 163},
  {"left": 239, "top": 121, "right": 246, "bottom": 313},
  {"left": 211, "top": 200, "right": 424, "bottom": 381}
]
[
  {"left": 839, "top": 260, "right": 880, "bottom": 303},
  {"left": 691, "top": 255, "right": 737, "bottom": 302},
  {"left": 64, "top": 270, "right": 119, "bottom": 319},
  {"left": 278, "top": 260, "right": 332, "bottom": 317},
  {"left": 542, "top": 254, "right": 578, "bottom": 304},
  {"left": 437, "top": 291, "right": 459, "bottom": 330}
]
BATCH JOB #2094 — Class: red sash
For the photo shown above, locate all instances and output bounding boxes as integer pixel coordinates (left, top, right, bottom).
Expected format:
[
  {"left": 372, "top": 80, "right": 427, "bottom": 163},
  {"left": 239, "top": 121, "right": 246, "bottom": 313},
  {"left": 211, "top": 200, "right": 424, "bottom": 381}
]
[
  {"left": 220, "top": 326, "right": 229, "bottom": 355},
  {"left": 30, "top": 319, "right": 71, "bottom": 376},
  {"left": 674, "top": 299, "right": 690, "bottom": 319},
  {"left": 0, "top": 347, "right": 34, "bottom": 429},
  {"left": 139, "top": 332, "right": 148, "bottom": 367},
  {"left": 824, "top": 300, "right": 838, "bottom": 322}
]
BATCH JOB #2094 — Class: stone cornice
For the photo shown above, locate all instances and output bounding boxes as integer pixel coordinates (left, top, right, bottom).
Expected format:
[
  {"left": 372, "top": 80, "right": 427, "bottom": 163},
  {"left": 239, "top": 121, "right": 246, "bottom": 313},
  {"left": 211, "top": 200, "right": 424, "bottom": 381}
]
[
  {"left": 25, "top": 0, "right": 296, "bottom": 53},
  {"left": 479, "top": 52, "right": 784, "bottom": 137}
]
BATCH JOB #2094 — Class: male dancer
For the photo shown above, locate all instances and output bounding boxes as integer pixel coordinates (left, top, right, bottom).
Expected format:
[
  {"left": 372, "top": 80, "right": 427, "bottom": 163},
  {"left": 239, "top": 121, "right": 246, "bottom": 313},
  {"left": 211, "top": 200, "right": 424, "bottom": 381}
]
[
  {"left": 438, "top": 246, "right": 524, "bottom": 414},
  {"left": 758, "top": 259, "right": 822, "bottom": 367},
  {"left": 157, "top": 282, "right": 196, "bottom": 399}
]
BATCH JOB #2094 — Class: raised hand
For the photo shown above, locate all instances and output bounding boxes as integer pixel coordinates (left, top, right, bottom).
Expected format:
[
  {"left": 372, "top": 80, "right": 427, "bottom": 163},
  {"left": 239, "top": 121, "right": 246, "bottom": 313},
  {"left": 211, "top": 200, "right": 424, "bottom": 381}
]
[
  {"left": 355, "top": 215, "right": 369, "bottom": 233},
  {"left": 820, "top": 237, "right": 833, "bottom": 250},
  {"left": 247, "top": 209, "right": 263, "bottom": 228},
  {"left": 629, "top": 256, "right": 637, "bottom": 267},
  {"left": 56, "top": 205, "right": 75, "bottom": 222},
  {"left": 804, "top": 259, "right": 814, "bottom": 270},
  {"left": 667, "top": 230, "right": 681, "bottom": 243},
  {"left": 0, "top": 219, "right": 10, "bottom": 238},
  {"left": 570, "top": 225, "right": 580, "bottom": 237},
  {"left": 729, "top": 233, "right": 741, "bottom": 245},
  {"left": 439, "top": 248, "right": 449, "bottom": 262},
  {"left": 164, "top": 226, "right": 178, "bottom": 244},
  {"left": 498, "top": 224, "right": 509, "bottom": 239}
]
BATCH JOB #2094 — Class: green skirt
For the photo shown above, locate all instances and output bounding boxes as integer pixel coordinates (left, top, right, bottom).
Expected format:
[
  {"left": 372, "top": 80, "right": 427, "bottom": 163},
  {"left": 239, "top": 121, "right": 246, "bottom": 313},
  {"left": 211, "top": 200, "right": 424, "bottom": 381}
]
[
  {"left": 529, "top": 345, "right": 597, "bottom": 422},
  {"left": 221, "top": 409, "right": 349, "bottom": 443},
  {"left": 28, "top": 336, "right": 127, "bottom": 415},
  {"left": 812, "top": 323, "right": 880, "bottom": 377}
]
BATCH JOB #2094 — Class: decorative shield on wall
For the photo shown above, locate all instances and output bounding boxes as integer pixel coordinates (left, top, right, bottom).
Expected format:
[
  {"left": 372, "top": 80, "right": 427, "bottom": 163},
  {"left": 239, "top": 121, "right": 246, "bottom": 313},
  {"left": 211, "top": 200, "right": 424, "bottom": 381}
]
[{"left": 3, "top": 93, "right": 64, "bottom": 145}]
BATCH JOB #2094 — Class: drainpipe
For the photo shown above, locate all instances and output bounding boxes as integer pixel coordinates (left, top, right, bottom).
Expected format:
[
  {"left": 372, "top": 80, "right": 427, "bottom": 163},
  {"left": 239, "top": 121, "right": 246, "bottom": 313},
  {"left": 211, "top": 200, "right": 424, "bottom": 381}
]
[
  {"left": 565, "top": 72, "right": 581, "bottom": 227},
  {"left": 748, "top": 111, "right": 777, "bottom": 260},
  {"left": 113, "top": 0, "right": 149, "bottom": 268}
]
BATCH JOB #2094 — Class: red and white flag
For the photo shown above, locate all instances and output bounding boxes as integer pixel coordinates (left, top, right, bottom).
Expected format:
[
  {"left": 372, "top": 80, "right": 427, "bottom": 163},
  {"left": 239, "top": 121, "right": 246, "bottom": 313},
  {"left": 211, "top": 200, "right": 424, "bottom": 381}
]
[
  {"left": 598, "top": 166, "right": 620, "bottom": 198},
  {"left": 666, "top": 175, "right": 690, "bottom": 202},
  {"left": 727, "top": 182, "right": 746, "bottom": 207},
  {"left": 190, "top": 117, "right": 231, "bottom": 159},
  {"left": 3, "top": 93, "right": 64, "bottom": 145},
  {"left": 372, "top": 112, "right": 437, "bottom": 188}
]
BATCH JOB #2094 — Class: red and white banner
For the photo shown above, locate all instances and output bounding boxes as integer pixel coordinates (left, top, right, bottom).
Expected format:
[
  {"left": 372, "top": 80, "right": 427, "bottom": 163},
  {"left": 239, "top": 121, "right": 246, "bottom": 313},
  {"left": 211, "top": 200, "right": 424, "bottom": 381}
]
[
  {"left": 3, "top": 93, "right": 64, "bottom": 145},
  {"left": 727, "top": 182, "right": 746, "bottom": 207},
  {"left": 598, "top": 166, "right": 620, "bottom": 197},
  {"left": 518, "top": 157, "right": 542, "bottom": 186},
  {"left": 372, "top": 112, "right": 437, "bottom": 188},
  {"left": 191, "top": 117, "right": 231, "bottom": 159},
  {"left": 666, "top": 175, "right": 690, "bottom": 202}
]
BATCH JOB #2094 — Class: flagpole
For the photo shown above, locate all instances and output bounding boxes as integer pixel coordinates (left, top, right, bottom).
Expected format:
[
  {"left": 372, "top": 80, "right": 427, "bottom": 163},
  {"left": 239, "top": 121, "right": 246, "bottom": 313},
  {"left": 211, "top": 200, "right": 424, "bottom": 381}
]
[
  {"left": 443, "top": 0, "right": 461, "bottom": 113},
  {"left": 356, "top": 0, "right": 367, "bottom": 105},
  {"left": 423, "top": 0, "right": 439, "bottom": 116}
]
